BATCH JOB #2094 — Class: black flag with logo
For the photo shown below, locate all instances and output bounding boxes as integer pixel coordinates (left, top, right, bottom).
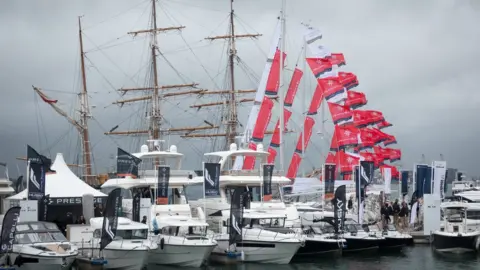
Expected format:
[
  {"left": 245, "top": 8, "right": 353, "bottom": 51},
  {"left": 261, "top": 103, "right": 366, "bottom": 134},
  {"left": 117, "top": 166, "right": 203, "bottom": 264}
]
[
  {"left": 401, "top": 171, "right": 409, "bottom": 196},
  {"left": 0, "top": 206, "right": 21, "bottom": 254},
  {"left": 132, "top": 192, "right": 141, "bottom": 222},
  {"left": 37, "top": 194, "right": 50, "bottom": 222},
  {"left": 354, "top": 166, "right": 365, "bottom": 204},
  {"left": 332, "top": 185, "right": 346, "bottom": 235},
  {"left": 116, "top": 148, "right": 142, "bottom": 178},
  {"left": 27, "top": 145, "right": 54, "bottom": 200},
  {"left": 359, "top": 161, "right": 374, "bottom": 186},
  {"left": 100, "top": 188, "right": 122, "bottom": 251},
  {"left": 157, "top": 166, "right": 170, "bottom": 205},
  {"left": 229, "top": 187, "right": 244, "bottom": 246},
  {"left": 263, "top": 164, "right": 274, "bottom": 201},
  {"left": 324, "top": 164, "right": 336, "bottom": 200},
  {"left": 204, "top": 163, "right": 220, "bottom": 197}
]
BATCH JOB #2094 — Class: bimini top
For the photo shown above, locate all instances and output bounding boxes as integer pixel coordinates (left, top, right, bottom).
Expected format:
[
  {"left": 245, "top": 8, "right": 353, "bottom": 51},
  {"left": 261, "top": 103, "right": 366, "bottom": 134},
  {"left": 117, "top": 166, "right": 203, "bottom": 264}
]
[{"left": 89, "top": 217, "right": 148, "bottom": 230}]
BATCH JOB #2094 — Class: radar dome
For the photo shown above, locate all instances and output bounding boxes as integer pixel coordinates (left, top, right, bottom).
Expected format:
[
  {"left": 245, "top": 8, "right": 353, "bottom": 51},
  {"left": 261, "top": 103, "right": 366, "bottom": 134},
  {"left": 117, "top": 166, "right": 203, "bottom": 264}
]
[
  {"left": 229, "top": 143, "right": 238, "bottom": 151},
  {"left": 256, "top": 143, "right": 264, "bottom": 152},
  {"left": 140, "top": 144, "right": 148, "bottom": 153},
  {"left": 169, "top": 145, "right": 177, "bottom": 153}
]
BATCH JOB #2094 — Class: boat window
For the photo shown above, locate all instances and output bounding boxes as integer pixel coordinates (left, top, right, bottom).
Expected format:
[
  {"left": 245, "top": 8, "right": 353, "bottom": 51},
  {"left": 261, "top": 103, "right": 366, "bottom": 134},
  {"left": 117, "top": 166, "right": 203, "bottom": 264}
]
[
  {"left": 444, "top": 208, "right": 465, "bottom": 222},
  {"left": 466, "top": 210, "right": 480, "bottom": 220},
  {"left": 16, "top": 224, "right": 31, "bottom": 232},
  {"left": 115, "top": 229, "right": 148, "bottom": 240},
  {"left": 161, "top": 226, "right": 179, "bottom": 236},
  {"left": 14, "top": 231, "right": 67, "bottom": 244}
]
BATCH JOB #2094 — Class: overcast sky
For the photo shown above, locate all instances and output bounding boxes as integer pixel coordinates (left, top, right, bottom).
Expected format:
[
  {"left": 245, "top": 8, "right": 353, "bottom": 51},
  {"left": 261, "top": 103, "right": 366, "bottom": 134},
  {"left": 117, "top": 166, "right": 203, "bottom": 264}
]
[{"left": 1, "top": 0, "right": 479, "bottom": 179}]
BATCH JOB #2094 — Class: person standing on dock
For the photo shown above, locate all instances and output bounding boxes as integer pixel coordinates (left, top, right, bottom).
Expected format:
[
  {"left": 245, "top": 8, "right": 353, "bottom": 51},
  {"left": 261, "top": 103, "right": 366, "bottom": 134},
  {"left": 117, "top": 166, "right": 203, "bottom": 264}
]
[
  {"left": 398, "top": 202, "right": 409, "bottom": 231},
  {"left": 393, "top": 199, "right": 401, "bottom": 227},
  {"left": 141, "top": 216, "right": 147, "bottom": 224},
  {"left": 152, "top": 213, "right": 160, "bottom": 235}
]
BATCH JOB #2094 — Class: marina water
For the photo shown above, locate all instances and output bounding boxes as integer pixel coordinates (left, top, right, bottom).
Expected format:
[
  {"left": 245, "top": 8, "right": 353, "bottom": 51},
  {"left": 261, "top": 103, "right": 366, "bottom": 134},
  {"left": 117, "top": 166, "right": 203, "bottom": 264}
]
[{"left": 144, "top": 246, "right": 480, "bottom": 270}]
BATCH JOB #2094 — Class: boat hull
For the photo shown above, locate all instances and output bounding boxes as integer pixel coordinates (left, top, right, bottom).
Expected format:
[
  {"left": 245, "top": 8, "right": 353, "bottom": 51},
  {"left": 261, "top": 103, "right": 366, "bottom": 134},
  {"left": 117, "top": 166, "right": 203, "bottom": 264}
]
[
  {"left": 212, "top": 239, "right": 301, "bottom": 264},
  {"left": 343, "top": 237, "right": 381, "bottom": 253},
  {"left": 79, "top": 248, "right": 147, "bottom": 270},
  {"left": 432, "top": 232, "right": 479, "bottom": 254},
  {"left": 379, "top": 236, "right": 406, "bottom": 250},
  {"left": 294, "top": 238, "right": 343, "bottom": 257},
  {"left": 7, "top": 253, "right": 76, "bottom": 270},
  {"left": 148, "top": 243, "right": 216, "bottom": 267}
]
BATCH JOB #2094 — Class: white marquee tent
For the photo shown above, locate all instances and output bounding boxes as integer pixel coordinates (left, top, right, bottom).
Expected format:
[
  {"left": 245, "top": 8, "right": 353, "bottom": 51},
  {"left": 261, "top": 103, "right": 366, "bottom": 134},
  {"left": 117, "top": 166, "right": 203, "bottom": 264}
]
[{"left": 6, "top": 153, "right": 106, "bottom": 205}]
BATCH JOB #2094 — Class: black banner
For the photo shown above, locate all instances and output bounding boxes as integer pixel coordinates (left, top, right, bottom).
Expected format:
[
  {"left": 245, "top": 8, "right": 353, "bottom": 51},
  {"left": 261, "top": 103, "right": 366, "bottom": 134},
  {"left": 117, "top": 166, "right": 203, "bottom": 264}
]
[
  {"left": 27, "top": 145, "right": 54, "bottom": 200},
  {"left": 354, "top": 166, "right": 364, "bottom": 202},
  {"left": 157, "top": 166, "right": 170, "bottom": 205},
  {"left": 132, "top": 192, "right": 141, "bottom": 222},
  {"left": 100, "top": 188, "right": 122, "bottom": 251},
  {"left": 401, "top": 171, "right": 409, "bottom": 195},
  {"left": 416, "top": 164, "right": 429, "bottom": 198},
  {"left": 333, "top": 185, "right": 346, "bottom": 235},
  {"left": 229, "top": 187, "right": 244, "bottom": 246},
  {"left": 263, "top": 164, "right": 274, "bottom": 201},
  {"left": 324, "top": 164, "right": 336, "bottom": 200},
  {"left": 0, "top": 206, "right": 21, "bottom": 254},
  {"left": 424, "top": 166, "right": 432, "bottom": 195},
  {"left": 204, "top": 163, "right": 220, "bottom": 197},
  {"left": 359, "top": 161, "right": 374, "bottom": 186},
  {"left": 116, "top": 148, "right": 142, "bottom": 178},
  {"left": 37, "top": 194, "right": 50, "bottom": 222}
]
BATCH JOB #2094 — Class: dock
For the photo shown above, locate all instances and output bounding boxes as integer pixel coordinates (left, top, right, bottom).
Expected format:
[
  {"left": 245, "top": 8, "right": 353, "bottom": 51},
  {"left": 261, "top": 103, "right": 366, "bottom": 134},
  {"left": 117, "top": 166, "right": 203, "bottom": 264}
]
[{"left": 409, "top": 231, "right": 431, "bottom": 245}]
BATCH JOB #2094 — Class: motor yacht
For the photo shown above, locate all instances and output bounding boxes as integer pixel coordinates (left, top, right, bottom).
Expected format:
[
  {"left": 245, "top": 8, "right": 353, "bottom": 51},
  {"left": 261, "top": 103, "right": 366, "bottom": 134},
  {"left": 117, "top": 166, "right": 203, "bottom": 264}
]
[
  {"left": 69, "top": 217, "right": 154, "bottom": 270},
  {"left": 8, "top": 221, "right": 78, "bottom": 270}
]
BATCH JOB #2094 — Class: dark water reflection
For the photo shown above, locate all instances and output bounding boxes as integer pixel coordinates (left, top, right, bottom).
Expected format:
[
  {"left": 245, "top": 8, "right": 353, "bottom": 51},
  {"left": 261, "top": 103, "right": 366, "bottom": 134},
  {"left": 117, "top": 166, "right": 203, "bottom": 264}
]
[{"left": 147, "top": 246, "right": 480, "bottom": 270}]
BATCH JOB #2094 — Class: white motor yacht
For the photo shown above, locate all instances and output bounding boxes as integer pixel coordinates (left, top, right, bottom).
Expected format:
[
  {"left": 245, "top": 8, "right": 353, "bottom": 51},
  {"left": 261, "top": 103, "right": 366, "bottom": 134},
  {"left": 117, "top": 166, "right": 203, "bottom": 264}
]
[
  {"left": 70, "top": 217, "right": 155, "bottom": 270},
  {"left": 101, "top": 142, "right": 216, "bottom": 267},
  {"left": 148, "top": 205, "right": 217, "bottom": 267},
  {"left": 210, "top": 209, "right": 303, "bottom": 264},
  {"left": 8, "top": 221, "right": 78, "bottom": 270}
]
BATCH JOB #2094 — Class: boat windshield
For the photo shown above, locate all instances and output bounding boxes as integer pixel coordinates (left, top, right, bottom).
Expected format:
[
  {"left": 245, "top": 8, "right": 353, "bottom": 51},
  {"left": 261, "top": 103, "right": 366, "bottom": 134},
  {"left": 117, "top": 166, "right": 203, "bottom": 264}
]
[
  {"left": 14, "top": 222, "right": 67, "bottom": 244},
  {"left": 344, "top": 223, "right": 363, "bottom": 233},
  {"left": 312, "top": 224, "right": 335, "bottom": 234},
  {"left": 225, "top": 185, "right": 282, "bottom": 202},
  {"left": 15, "top": 231, "right": 67, "bottom": 244},
  {"left": 444, "top": 208, "right": 465, "bottom": 223}
]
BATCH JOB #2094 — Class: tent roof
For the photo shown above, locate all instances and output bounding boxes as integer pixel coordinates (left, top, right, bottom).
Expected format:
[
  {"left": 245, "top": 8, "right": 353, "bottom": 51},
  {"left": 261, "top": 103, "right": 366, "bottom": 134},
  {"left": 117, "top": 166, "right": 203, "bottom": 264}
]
[{"left": 6, "top": 153, "right": 106, "bottom": 200}]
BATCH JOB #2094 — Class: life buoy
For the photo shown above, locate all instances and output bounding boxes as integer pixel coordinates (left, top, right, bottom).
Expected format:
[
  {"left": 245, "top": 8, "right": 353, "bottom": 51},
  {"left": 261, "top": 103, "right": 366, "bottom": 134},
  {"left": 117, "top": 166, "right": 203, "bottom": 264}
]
[{"left": 160, "top": 238, "right": 165, "bottom": 250}]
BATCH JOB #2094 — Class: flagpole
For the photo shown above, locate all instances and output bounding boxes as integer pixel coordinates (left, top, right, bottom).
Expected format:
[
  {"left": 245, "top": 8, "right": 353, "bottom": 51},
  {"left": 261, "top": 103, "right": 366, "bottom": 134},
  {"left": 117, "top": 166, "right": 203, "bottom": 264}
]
[
  {"left": 321, "top": 165, "right": 325, "bottom": 215},
  {"left": 26, "top": 160, "right": 30, "bottom": 200},
  {"left": 260, "top": 164, "right": 264, "bottom": 204},
  {"left": 357, "top": 162, "right": 361, "bottom": 224}
]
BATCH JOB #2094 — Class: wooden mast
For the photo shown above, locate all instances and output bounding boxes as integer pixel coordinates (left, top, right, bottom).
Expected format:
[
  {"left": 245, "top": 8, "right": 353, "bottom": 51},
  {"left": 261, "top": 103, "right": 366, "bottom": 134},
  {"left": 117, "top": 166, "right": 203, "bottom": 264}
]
[
  {"left": 150, "top": 0, "right": 160, "bottom": 145},
  {"left": 227, "top": 0, "right": 238, "bottom": 147},
  {"left": 78, "top": 16, "right": 94, "bottom": 185}
]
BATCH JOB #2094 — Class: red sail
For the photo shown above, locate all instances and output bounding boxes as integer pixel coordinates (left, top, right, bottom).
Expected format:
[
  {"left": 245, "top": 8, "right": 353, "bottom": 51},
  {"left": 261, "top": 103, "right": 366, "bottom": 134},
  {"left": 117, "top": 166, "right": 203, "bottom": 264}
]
[
  {"left": 325, "top": 152, "right": 336, "bottom": 164},
  {"left": 337, "top": 72, "right": 359, "bottom": 90},
  {"left": 330, "top": 132, "right": 339, "bottom": 151},
  {"left": 284, "top": 68, "right": 303, "bottom": 107},
  {"left": 327, "top": 102, "right": 353, "bottom": 126},
  {"left": 374, "top": 152, "right": 384, "bottom": 168},
  {"left": 334, "top": 125, "right": 359, "bottom": 149},
  {"left": 365, "top": 110, "right": 384, "bottom": 124},
  {"left": 251, "top": 97, "right": 274, "bottom": 142},
  {"left": 294, "top": 116, "right": 315, "bottom": 154},
  {"left": 269, "top": 110, "right": 292, "bottom": 148},
  {"left": 307, "top": 84, "right": 324, "bottom": 115},
  {"left": 329, "top": 53, "right": 346, "bottom": 67},
  {"left": 267, "top": 147, "right": 277, "bottom": 164},
  {"left": 286, "top": 152, "right": 301, "bottom": 179},
  {"left": 384, "top": 134, "right": 398, "bottom": 146},
  {"left": 359, "top": 128, "right": 376, "bottom": 149},
  {"left": 265, "top": 49, "right": 286, "bottom": 95},
  {"left": 389, "top": 148, "right": 402, "bottom": 162},
  {"left": 371, "top": 128, "right": 390, "bottom": 143},
  {"left": 317, "top": 77, "right": 345, "bottom": 103},
  {"left": 345, "top": 91, "right": 367, "bottom": 109},
  {"left": 306, "top": 58, "right": 333, "bottom": 78},
  {"left": 377, "top": 120, "right": 392, "bottom": 129}
]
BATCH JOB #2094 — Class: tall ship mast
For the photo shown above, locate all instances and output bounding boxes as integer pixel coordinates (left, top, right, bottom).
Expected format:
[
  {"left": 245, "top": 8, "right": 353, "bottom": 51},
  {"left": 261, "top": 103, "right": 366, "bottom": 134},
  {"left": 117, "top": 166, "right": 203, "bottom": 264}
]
[
  {"left": 32, "top": 17, "right": 95, "bottom": 185},
  {"left": 104, "top": 0, "right": 218, "bottom": 151}
]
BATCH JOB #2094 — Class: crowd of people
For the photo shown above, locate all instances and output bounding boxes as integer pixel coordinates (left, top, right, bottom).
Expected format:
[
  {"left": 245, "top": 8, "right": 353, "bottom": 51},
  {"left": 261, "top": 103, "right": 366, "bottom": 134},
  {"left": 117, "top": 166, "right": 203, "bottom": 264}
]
[{"left": 380, "top": 199, "right": 410, "bottom": 231}]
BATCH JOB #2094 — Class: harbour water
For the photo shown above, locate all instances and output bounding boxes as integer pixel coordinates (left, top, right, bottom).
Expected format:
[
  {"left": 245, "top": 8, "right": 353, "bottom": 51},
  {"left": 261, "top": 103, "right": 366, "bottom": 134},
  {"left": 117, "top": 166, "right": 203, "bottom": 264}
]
[{"left": 145, "top": 246, "right": 480, "bottom": 270}]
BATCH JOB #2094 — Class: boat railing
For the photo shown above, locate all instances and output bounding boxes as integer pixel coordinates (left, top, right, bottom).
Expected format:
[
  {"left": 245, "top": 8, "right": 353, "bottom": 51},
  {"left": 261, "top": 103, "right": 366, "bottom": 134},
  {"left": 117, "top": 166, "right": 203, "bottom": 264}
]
[
  {"left": 244, "top": 227, "right": 303, "bottom": 241},
  {"left": 150, "top": 232, "right": 215, "bottom": 245},
  {"left": 221, "top": 169, "right": 284, "bottom": 176},
  {"left": 141, "top": 169, "right": 194, "bottom": 178}
]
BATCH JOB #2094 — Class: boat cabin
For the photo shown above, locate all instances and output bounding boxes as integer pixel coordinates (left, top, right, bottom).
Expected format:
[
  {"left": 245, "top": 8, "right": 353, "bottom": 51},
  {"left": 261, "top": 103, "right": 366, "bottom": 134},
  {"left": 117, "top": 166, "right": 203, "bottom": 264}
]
[
  {"left": 90, "top": 217, "right": 149, "bottom": 240},
  {"left": 14, "top": 221, "right": 68, "bottom": 244}
]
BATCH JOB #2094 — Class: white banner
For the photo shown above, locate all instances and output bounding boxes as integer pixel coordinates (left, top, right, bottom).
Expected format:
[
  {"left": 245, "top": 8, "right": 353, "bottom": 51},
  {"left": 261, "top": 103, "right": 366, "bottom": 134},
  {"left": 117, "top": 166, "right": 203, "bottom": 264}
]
[
  {"left": 432, "top": 161, "right": 447, "bottom": 199},
  {"left": 410, "top": 202, "right": 418, "bottom": 224},
  {"left": 384, "top": 168, "right": 391, "bottom": 194}
]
